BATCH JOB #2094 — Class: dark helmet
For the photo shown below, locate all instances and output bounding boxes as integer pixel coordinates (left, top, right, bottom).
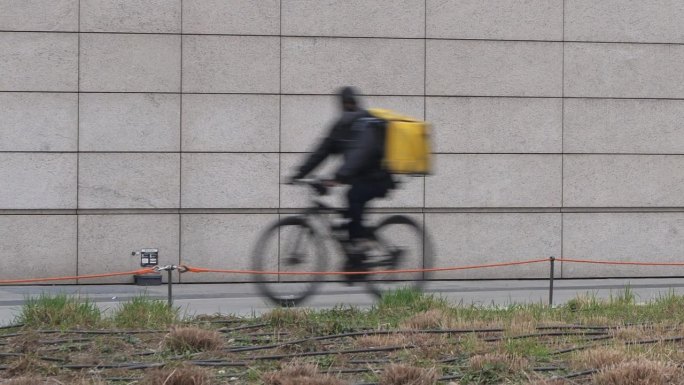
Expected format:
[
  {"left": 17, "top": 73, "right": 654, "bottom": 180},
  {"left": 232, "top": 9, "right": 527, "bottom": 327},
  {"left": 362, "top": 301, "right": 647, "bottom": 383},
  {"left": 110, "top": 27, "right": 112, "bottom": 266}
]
[{"left": 339, "top": 86, "right": 360, "bottom": 111}]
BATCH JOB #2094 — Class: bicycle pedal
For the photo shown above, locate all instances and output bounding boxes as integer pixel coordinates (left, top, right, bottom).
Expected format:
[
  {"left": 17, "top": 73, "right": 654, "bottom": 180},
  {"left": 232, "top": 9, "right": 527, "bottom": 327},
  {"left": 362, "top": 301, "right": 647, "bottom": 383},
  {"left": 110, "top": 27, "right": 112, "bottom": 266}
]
[
  {"left": 284, "top": 255, "right": 304, "bottom": 265},
  {"left": 390, "top": 247, "right": 405, "bottom": 260}
]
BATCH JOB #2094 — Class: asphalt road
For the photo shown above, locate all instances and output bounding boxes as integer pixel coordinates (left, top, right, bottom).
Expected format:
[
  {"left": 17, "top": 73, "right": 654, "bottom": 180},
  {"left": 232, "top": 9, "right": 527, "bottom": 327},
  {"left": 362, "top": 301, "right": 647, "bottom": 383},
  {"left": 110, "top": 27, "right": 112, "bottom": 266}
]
[{"left": 2, "top": 278, "right": 684, "bottom": 325}]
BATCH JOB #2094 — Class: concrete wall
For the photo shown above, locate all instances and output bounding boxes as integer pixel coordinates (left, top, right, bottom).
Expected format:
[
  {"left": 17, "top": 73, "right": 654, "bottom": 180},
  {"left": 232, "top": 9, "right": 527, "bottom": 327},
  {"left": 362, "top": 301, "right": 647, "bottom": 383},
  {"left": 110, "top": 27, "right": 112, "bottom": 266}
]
[{"left": 1, "top": 0, "right": 683, "bottom": 283}]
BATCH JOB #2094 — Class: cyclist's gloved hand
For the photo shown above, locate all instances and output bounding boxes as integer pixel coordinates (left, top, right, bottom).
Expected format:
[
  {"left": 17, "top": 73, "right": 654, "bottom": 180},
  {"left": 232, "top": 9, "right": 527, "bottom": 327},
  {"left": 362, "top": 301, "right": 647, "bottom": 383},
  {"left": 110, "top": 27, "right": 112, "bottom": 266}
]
[
  {"left": 285, "top": 174, "right": 302, "bottom": 185},
  {"left": 322, "top": 179, "right": 340, "bottom": 187}
]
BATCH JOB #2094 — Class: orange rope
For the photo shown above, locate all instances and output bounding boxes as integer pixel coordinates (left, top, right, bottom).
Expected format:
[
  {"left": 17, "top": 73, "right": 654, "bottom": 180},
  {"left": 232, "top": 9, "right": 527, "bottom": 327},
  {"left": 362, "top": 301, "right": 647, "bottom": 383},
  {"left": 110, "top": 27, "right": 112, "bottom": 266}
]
[
  {"left": 0, "top": 267, "right": 157, "bottom": 284},
  {"left": 558, "top": 258, "right": 684, "bottom": 267},
  {"left": 3, "top": 257, "right": 684, "bottom": 284},
  {"left": 181, "top": 258, "right": 550, "bottom": 276}
]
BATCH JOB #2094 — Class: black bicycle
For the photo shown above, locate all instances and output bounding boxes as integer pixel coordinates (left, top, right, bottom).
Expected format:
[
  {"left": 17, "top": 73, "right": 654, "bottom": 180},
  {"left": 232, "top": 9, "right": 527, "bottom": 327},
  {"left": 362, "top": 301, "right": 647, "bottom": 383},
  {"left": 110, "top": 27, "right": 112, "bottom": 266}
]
[{"left": 252, "top": 178, "right": 433, "bottom": 306}]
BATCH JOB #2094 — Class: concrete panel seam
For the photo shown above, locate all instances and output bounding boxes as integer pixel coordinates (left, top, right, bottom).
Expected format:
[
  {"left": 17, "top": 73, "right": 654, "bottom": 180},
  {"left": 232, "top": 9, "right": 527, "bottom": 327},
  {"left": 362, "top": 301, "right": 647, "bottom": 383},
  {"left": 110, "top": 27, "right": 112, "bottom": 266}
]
[
  {"left": 6, "top": 151, "right": 684, "bottom": 156},
  {"left": 77, "top": 0, "right": 81, "bottom": 275},
  {"left": 8, "top": 29, "right": 684, "bottom": 45},
  {"left": 8, "top": 91, "right": 684, "bottom": 101},
  {"left": 4, "top": 207, "right": 684, "bottom": 215}
]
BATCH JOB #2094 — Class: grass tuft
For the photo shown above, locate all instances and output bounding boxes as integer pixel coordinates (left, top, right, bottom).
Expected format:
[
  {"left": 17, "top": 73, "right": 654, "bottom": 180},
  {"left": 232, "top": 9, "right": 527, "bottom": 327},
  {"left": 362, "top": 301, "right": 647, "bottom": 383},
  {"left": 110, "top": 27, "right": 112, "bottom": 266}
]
[
  {"left": 6, "top": 354, "right": 54, "bottom": 377},
  {"left": 400, "top": 309, "right": 451, "bottom": 330},
  {"left": 2, "top": 376, "right": 55, "bottom": 385},
  {"left": 570, "top": 347, "right": 627, "bottom": 370},
  {"left": 355, "top": 334, "right": 409, "bottom": 349},
  {"left": 262, "top": 363, "right": 348, "bottom": 385},
  {"left": 378, "top": 287, "right": 446, "bottom": 313},
  {"left": 112, "top": 295, "right": 179, "bottom": 329},
  {"left": 164, "top": 326, "right": 223, "bottom": 353},
  {"left": 17, "top": 294, "right": 101, "bottom": 329},
  {"left": 379, "top": 363, "right": 438, "bottom": 385},
  {"left": 139, "top": 364, "right": 212, "bottom": 385},
  {"left": 592, "top": 358, "right": 684, "bottom": 385},
  {"left": 262, "top": 307, "right": 309, "bottom": 328},
  {"left": 463, "top": 353, "right": 529, "bottom": 384}
]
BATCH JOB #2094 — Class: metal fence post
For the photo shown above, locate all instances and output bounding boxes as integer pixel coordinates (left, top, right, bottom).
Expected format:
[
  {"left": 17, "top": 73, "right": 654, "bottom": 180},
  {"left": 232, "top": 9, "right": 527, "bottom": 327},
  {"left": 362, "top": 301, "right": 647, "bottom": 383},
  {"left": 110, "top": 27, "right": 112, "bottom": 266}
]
[
  {"left": 549, "top": 256, "right": 556, "bottom": 307},
  {"left": 167, "top": 268, "right": 174, "bottom": 307}
]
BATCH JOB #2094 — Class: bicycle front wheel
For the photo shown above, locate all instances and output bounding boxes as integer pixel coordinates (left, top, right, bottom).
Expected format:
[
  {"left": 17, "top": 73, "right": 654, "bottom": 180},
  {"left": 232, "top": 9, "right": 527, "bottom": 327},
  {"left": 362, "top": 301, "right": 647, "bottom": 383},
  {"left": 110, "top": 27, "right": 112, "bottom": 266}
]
[
  {"left": 252, "top": 216, "right": 327, "bottom": 307},
  {"left": 365, "top": 215, "right": 433, "bottom": 298}
]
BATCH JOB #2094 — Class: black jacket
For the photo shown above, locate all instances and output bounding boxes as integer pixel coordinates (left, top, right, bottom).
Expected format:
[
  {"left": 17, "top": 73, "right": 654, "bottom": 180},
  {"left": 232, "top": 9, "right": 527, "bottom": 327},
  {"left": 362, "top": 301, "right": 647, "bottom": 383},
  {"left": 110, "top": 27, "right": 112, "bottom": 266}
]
[{"left": 295, "top": 110, "right": 393, "bottom": 186}]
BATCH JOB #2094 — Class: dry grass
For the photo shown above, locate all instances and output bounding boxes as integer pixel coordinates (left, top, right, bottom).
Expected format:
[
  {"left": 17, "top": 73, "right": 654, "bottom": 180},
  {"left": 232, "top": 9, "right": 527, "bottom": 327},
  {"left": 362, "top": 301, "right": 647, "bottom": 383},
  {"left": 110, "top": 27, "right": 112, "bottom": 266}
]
[
  {"left": 570, "top": 347, "right": 628, "bottom": 370},
  {"left": 0, "top": 376, "right": 101, "bottom": 385},
  {"left": 0, "top": 377, "right": 56, "bottom": 385},
  {"left": 449, "top": 319, "right": 504, "bottom": 339},
  {"left": 408, "top": 333, "right": 454, "bottom": 360},
  {"left": 354, "top": 333, "right": 455, "bottom": 360},
  {"left": 609, "top": 326, "right": 642, "bottom": 341},
  {"left": 379, "top": 364, "right": 438, "bottom": 385},
  {"left": 468, "top": 352, "right": 529, "bottom": 373},
  {"left": 609, "top": 324, "right": 676, "bottom": 343},
  {"left": 262, "top": 308, "right": 309, "bottom": 328},
  {"left": 8, "top": 332, "right": 39, "bottom": 354},
  {"left": 139, "top": 365, "right": 212, "bottom": 385},
  {"left": 400, "top": 309, "right": 451, "bottom": 330},
  {"left": 262, "top": 363, "right": 348, "bottom": 385},
  {"left": 164, "top": 326, "right": 223, "bottom": 353},
  {"left": 507, "top": 313, "right": 536, "bottom": 335},
  {"left": 584, "top": 316, "right": 615, "bottom": 327},
  {"left": 355, "top": 334, "right": 410, "bottom": 348},
  {"left": 592, "top": 358, "right": 684, "bottom": 385},
  {"left": 5, "top": 355, "right": 53, "bottom": 377},
  {"left": 525, "top": 375, "right": 569, "bottom": 385},
  {"left": 450, "top": 319, "right": 503, "bottom": 330}
]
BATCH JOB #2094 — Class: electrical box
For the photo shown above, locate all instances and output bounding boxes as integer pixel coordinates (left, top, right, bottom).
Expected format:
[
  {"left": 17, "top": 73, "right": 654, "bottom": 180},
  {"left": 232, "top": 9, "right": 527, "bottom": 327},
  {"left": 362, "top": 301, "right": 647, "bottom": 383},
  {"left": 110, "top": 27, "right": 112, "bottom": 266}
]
[
  {"left": 132, "top": 248, "right": 162, "bottom": 286},
  {"left": 139, "top": 248, "right": 159, "bottom": 267}
]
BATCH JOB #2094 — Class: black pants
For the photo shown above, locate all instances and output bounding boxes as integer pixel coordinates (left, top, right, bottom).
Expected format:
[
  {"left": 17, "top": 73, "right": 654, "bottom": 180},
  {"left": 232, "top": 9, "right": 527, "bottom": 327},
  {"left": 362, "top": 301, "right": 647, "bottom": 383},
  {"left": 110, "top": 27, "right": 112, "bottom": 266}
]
[{"left": 346, "top": 181, "right": 389, "bottom": 241}]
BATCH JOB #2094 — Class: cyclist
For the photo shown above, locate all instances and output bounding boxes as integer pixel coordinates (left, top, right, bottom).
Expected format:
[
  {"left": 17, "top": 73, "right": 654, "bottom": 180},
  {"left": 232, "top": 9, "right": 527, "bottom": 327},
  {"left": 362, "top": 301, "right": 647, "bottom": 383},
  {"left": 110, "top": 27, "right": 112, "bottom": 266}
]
[{"left": 289, "top": 86, "right": 395, "bottom": 281}]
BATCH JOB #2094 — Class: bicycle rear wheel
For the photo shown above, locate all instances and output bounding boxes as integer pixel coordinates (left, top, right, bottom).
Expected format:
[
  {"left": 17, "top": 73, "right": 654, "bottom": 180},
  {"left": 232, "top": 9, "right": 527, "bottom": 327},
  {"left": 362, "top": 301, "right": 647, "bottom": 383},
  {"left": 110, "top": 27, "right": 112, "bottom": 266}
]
[
  {"left": 365, "top": 215, "right": 433, "bottom": 298},
  {"left": 252, "top": 216, "right": 327, "bottom": 307}
]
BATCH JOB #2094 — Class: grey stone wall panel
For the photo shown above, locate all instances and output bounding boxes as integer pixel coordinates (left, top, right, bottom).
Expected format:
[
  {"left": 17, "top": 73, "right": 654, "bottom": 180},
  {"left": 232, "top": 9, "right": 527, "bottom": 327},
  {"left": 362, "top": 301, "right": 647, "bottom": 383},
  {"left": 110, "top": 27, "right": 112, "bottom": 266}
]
[
  {"left": 563, "top": 155, "right": 684, "bottom": 207},
  {"left": 182, "top": 0, "right": 280, "bottom": 35},
  {"left": 566, "top": 0, "right": 684, "bottom": 43},
  {"left": 426, "top": 97, "right": 562, "bottom": 153},
  {"left": 182, "top": 94, "right": 279, "bottom": 152},
  {"left": 81, "top": 0, "right": 181, "bottom": 33},
  {"left": 0, "top": 32, "right": 78, "bottom": 91},
  {"left": 280, "top": 153, "right": 424, "bottom": 209},
  {"left": 79, "top": 93, "right": 180, "bottom": 152},
  {"left": 282, "top": 0, "right": 424, "bottom": 38},
  {"left": 425, "top": 154, "right": 562, "bottom": 208},
  {"left": 281, "top": 37, "right": 424, "bottom": 95},
  {"left": 0, "top": 215, "right": 76, "bottom": 282},
  {"left": 563, "top": 213, "right": 684, "bottom": 277},
  {"left": 0, "top": 0, "right": 78, "bottom": 31},
  {"left": 180, "top": 214, "right": 278, "bottom": 282},
  {"left": 565, "top": 43, "right": 684, "bottom": 98},
  {"left": 0, "top": 153, "right": 76, "bottom": 209},
  {"left": 0, "top": 92, "right": 78, "bottom": 151},
  {"left": 564, "top": 99, "right": 684, "bottom": 154},
  {"left": 79, "top": 153, "right": 180, "bottom": 209},
  {"left": 80, "top": 33, "right": 180, "bottom": 92},
  {"left": 426, "top": 213, "right": 561, "bottom": 279},
  {"left": 426, "top": 40, "right": 563, "bottom": 96},
  {"left": 78, "top": 214, "right": 179, "bottom": 283},
  {"left": 181, "top": 153, "right": 279, "bottom": 208},
  {"left": 182, "top": 35, "right": 279, "bottom": 93},
  {"left": 281, "top": 95, "right": 424, "bottom": 153},
  {"left": 427, "top": 0, "right": 563, "bottom": 40}
]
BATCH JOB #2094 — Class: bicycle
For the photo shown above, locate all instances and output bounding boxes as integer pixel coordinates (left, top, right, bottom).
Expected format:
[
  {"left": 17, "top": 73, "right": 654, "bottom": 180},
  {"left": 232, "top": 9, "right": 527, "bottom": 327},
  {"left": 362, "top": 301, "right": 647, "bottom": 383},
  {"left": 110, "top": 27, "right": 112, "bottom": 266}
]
[{"left": 251, "top": 178, "right": 434, "bottom": 307}]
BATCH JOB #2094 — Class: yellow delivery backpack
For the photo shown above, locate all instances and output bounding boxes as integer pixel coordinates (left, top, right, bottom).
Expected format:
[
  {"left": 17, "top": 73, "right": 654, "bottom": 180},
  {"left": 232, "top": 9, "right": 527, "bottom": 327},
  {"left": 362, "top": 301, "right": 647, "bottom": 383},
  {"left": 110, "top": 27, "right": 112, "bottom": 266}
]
[{"left": 368, "top": 108, "right": 432, "bottom": 175}]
